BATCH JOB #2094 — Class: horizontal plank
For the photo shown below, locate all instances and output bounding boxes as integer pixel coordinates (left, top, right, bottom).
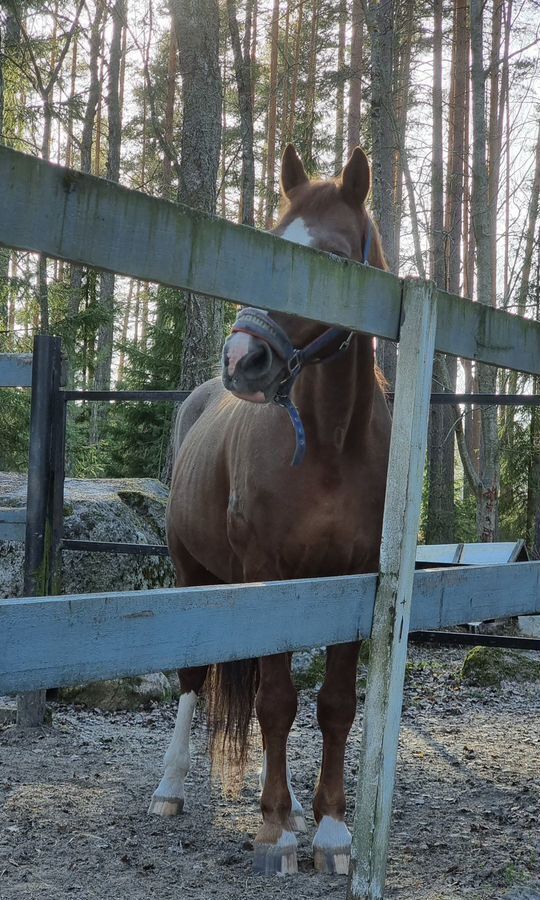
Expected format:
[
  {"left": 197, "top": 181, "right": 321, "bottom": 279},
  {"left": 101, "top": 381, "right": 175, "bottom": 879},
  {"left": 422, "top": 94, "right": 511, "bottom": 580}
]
[
  {"left": 2, "top": 148, "right": 540, "bottom": 374},
  {"left": 62, "top": 390, "right": 191, "bottom": 402},
  {"left": 61, "top": 539, "right": 169, "bottom": 556},
  {"left": 434, "top": 290, "right": 540, "bottom": 375},
  {"left": 0, "top": 147, "right": 402, "bottom": 342},
  {"left": 0, "top": 507, "right": 26, "bottom": 541},
  {"left": 430, "top": 393, "right": 540, "bottom": 406},
  {"left": 0, "top": 353, "right": 33, "bottom": 387},
  {"left": 1, "top": 562, "right": 540, "bottom": 693}
]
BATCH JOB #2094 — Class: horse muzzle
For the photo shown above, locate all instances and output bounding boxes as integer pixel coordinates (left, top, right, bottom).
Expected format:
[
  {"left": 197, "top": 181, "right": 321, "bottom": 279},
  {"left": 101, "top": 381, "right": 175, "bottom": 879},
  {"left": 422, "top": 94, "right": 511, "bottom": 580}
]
[{"left": 222, "top": 332, "right": 285, "bottom": 403}]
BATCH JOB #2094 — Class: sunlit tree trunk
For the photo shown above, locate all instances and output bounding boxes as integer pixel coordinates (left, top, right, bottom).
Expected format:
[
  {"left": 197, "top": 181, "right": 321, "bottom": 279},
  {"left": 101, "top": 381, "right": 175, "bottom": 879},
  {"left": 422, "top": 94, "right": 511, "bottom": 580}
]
[
  {"left": 92, "top": 0, "right": 126, "bottom": 442},
  {"left": 162, "top": 25, "right": 177, "bottom": 195},
  {"left": 369, "top": 0, "right": 396, "bottom": 385},
  {"left": 392, "top": 0, "right": 413, "bottom": 268},
  {"left": 0, "top": 21, "right": 9, "bottom": 344},
  {"left": 304, "top": 0, "right": 319, "bottom": 173},
  {"left": 347, "top": 0, "right": 363, "bottom": 155},
  {"left": 286, "top": 0, "right": 304, "bottom": 143},
  {"left": 161, "top": 0, "right": 223, "bottom": 483},
  {"left": 527, "top": 249, "right": 540, "bottom": 556},
  {"left": 470, "top": 0, "right": 499, "bottom": 541},
  {"left": 264, "top": 0, "right": 280, "bottom": 226},
  {"left": 334, "top": 0, "right": 346, "bottom": 172},
  {"left": 427, "top": 0, "right": 455, "bottom": 543},
  {"left": 227, "top": 0, "right": 255, "bottom": 225}
]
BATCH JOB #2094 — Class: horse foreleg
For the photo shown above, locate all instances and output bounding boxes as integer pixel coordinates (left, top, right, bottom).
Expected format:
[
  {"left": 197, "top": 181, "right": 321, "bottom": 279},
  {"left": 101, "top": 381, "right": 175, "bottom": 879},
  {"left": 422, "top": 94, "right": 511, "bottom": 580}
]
[
  {"left": 148, "top": 665, "right": 208, "bottom": 816},
  {"left": 260, "top": 749, "right": 307, "bottom": 833},
  {"left": 259, "top": 653, "right": 306, "bottom": 834},
  {"left": 312, "top": 641, "right": 360, "bottom": 875},
  {"left": 254, "top": 653, "right": 298, "bottom": 875}
]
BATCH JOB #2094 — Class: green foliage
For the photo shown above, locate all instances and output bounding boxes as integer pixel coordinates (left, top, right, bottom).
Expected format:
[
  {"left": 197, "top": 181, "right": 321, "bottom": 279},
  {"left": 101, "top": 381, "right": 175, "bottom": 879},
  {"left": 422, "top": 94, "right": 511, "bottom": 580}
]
[
  {"left": 99, "top": 285, "right": 186, "bottom": 479},
  {"left": 0, "top": 387, "right": 31, "bottom": 472}
]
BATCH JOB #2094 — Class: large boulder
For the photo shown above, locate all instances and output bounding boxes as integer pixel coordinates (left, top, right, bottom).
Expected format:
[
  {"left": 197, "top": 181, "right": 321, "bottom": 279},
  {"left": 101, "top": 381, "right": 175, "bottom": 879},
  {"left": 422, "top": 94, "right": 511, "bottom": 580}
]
[
  {"left": 461, "top": 646, "right": 540, "bottom": 687},
  {"left": 0, "top": 473, "right": 175, "bottom": 598}
]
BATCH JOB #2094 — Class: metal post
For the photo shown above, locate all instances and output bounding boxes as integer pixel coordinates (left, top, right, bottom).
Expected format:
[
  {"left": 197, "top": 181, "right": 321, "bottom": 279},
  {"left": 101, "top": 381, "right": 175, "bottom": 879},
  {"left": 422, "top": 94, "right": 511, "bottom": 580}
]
[
  {"left": 17, "top": 335, "right": 62, "bottom": 727},
  {"left": 348, "top": 279, "right": 438, "bottom": 899}
]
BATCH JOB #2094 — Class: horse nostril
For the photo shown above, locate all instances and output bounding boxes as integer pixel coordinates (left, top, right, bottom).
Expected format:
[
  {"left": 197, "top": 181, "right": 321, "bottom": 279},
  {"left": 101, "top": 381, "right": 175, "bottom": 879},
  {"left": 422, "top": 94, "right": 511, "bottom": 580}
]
[{"left": 240, "top": 342, "right": 273, "bottom": 378}]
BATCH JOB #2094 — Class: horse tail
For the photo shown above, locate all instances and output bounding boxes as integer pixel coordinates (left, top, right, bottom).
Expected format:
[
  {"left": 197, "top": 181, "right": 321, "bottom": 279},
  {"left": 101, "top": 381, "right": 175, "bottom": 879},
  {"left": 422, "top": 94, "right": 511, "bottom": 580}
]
[{"left": 206, "top": 659, "right": 259, "bottom": 795}]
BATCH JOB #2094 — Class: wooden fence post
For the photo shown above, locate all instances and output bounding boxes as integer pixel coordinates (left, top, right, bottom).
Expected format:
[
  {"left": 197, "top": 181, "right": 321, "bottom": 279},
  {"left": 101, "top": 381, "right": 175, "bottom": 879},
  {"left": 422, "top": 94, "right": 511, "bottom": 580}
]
[
  {"left": 348, "top": 278, "right": 437, "bottom": 899},
  {"left": 17, "top": 335, "right": 63, "bottom": 727}
]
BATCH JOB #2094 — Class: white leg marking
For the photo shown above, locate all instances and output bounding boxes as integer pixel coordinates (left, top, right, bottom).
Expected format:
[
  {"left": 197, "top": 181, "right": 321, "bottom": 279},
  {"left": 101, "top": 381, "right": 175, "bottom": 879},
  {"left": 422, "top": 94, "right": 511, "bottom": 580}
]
[
  {"left": 280, "top": 218, "right": 315, "bottom": 247},
  {"left": 260, "top": 751, "right": 306, "bottom": 831},
  {"left": 149, "top": 691, "right": 197, "bottom": 814},
  {"left": 313, "top": 816, "right": 352, "bottom": 875}
]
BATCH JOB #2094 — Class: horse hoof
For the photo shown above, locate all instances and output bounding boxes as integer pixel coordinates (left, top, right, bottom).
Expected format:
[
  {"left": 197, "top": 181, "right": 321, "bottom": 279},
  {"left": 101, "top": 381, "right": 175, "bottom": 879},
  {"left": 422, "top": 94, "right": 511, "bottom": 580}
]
[
  {"left": 312, "top": 816, "right": 351, "bottom": 875},
  {"left": 148, "top": 794, "right": 184, "bottom": 816},
  {"left": 313, "top": 846, "right": 350, "bottom": 875},
  {"left": 253, "top": 829, "right": 298, "bottom": 875},
  {"left": 288, "top": 812, "right": 308, "bottom": 833}
]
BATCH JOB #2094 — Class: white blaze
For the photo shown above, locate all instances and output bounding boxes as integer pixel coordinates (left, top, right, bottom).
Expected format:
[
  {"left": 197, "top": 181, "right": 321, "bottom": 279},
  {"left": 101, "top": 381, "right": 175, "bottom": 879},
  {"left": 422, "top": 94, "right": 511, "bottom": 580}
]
[{"left": 280, "top": 218, "right": 315, "bottom": 247}]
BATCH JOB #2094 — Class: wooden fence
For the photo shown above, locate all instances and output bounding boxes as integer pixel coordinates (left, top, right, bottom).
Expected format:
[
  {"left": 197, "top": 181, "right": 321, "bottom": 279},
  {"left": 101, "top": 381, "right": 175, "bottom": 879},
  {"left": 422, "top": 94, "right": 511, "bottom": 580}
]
[{"left": 1, "top": 146, "right": 540, "bottom": 900}]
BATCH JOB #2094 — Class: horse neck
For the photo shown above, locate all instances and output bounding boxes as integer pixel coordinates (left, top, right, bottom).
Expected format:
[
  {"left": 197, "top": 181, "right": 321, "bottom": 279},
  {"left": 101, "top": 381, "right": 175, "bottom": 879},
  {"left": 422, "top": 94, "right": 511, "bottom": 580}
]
[{"left": 290, "top": 333, "right": 376, "bottom": 454}]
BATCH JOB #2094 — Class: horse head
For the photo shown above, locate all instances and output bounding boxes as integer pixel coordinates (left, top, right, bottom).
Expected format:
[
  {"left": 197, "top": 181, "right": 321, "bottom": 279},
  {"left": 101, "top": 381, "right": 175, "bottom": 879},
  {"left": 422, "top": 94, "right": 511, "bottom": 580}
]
[{"left": 222, "top": 144, "right": 384, "bottom": 404}]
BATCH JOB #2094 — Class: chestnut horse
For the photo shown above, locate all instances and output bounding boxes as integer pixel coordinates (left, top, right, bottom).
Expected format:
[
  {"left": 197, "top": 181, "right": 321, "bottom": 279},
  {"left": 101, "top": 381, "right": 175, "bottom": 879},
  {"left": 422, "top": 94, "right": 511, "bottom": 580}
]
[{"left": 149, "top": 145, "right": 391, "bottom": 876}]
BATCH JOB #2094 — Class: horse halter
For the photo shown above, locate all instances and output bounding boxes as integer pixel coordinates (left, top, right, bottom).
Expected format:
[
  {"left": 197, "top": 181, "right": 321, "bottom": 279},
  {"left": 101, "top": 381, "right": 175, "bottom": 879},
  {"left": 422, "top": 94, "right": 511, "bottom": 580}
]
[{"left": 230, "top": 221, "right": 373, "bottom": 466}]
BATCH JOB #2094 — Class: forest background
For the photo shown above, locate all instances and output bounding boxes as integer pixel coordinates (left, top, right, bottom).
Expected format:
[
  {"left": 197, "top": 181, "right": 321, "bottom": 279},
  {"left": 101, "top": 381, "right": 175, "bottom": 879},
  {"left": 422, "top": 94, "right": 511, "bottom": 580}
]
[{"left": 1, "top": 0, "right": 539, "bottom": 550}]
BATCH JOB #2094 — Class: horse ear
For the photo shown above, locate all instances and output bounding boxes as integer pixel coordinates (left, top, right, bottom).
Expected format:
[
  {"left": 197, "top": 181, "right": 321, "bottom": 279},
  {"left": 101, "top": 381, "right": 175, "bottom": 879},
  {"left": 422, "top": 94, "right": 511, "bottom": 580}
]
[
  {"left": 281, "top": 144, "right": 309, "bottom": 198},
  {"left": 339, "top": 147, "right": 370, "bottom": 208}
]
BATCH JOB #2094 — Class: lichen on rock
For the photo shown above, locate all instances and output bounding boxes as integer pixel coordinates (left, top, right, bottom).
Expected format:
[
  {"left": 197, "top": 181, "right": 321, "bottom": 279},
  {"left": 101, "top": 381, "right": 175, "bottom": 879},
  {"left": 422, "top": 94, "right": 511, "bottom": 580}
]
[
  {"left": 0, "top": 473, "right": 175, "bottom": 598},
  {"left": 461, "top": 645, "right": 540, "bottom": 687}
]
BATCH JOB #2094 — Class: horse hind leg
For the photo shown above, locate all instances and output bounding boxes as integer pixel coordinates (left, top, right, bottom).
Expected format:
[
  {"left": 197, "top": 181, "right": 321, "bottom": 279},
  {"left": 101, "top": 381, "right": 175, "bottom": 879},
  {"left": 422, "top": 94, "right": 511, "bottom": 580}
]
[
  {"left": 148, "top": 665, "right": 208, "bottom": 816},
  {"left": 312, "top": 642, "right": 360, "bottom": 875}
]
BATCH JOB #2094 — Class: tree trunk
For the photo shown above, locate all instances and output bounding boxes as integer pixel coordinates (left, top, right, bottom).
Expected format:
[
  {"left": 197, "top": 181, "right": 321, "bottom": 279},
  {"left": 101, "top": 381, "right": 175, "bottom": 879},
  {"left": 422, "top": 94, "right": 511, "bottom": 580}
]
[
  {"left": 67, "top": 2, "right": 104, "bottom": 386},
  {"left": 347, "top": 0, "right": 363, "bottom": 155},
  {"left": 227, "top": 0, "right": 255, "bottom": 225},
  {"left": 0, "top": 21, "right": 9, "bottom": 342},
  {"left": 334, "top": 0, "right": 347, "bottom": 172},
  {"left": 91, "top": 0, "right": 125, "bottom": 442},
  {"left": 470, "top": 0, "right": 499, "bottom": 541},
  {"left": 264, "top": 0, "right": 280, "bottom": 227},
  {"left": 427, "top": 0, "right": 455, "bottom": 543},
  {"left": 162, "top": 25, "right": 177, "bottom": 194},
  {"left": 392, "top": 0, "right": 413, "bottom": 268},
  {"left": 369, "top": 0, "right": 396, "bottom": 385},
  {"left": 286, "top": 0, "right": 304, "bottom": 143},
  {"left": 304, "top": 0, "right": 319, "bottom": 173}
]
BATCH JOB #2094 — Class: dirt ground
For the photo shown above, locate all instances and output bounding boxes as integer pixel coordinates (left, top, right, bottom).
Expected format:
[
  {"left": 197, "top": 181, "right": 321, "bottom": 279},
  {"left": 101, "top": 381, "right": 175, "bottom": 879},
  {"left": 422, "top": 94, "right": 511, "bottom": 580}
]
[{"left": 1, "top": 645, "right": 539, "bottom": 900}]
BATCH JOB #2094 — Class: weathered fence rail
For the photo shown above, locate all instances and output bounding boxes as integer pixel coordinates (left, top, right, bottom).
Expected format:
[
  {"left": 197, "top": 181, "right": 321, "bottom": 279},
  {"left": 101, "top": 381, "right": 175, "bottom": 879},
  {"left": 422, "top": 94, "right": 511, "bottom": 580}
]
[
  {"left": 2, "top": 147, "right": 540, "bottom": 376},
  {"left": 2, "top": 146, "right": 540, "bottom": 900},
  {"left": 1, "top": 562, "right": 540, "bottom": 695}
]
